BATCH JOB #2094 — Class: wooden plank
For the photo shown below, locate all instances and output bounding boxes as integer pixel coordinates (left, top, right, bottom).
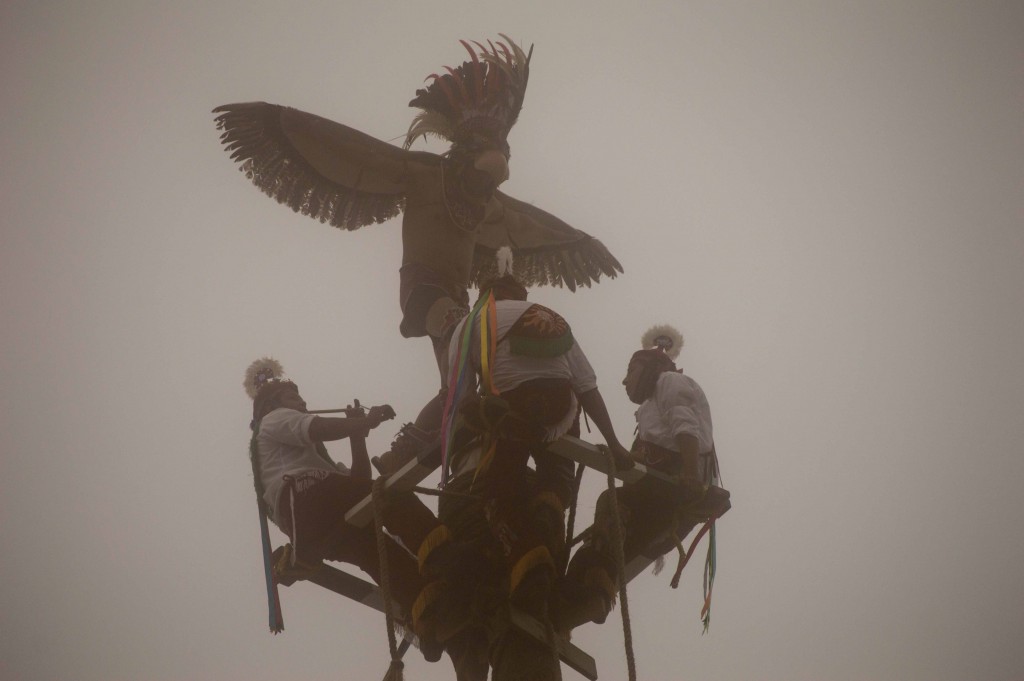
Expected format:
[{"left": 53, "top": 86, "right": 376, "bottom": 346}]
[
  {"left": 549, "top": 436, "right": 732, "bottom": 584},
  {"left": 286, "top": 562, "right": 597, "bottom": 679},
  {"left": 546, "top": 436, "right": 674, "bottom": 485},
  {"left": 622, "top": 485, "right": 731, "bottom": 583},
  {"left": 304, "top": 563, "right": 387, "bottom": 612},
  {"left": 344, "top": 442, "right": 442, "bottom": 527},
  {"left": 285, "top": 562, "right": 416, "bottom": 657},
  {"left": 506, "top": 607, "right": 598, "bottom": 680}
]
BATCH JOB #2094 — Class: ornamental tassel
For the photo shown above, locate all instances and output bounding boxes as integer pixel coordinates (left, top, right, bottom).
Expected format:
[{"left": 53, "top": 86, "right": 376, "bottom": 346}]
[
  {"left": 440, "top": 294, "right": 490, "bottom": 486},
  {"left": 479, "top": 291, "right": 499, "bottom": 396}
]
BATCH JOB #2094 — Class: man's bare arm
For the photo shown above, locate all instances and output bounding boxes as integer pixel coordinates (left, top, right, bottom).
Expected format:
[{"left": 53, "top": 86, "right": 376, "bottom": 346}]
[
  {"left": 576, "top": 388, "right": 634, "bottom": 471},
  {"left": 308, "top": 405, "right": 396, "bottom": 444}
]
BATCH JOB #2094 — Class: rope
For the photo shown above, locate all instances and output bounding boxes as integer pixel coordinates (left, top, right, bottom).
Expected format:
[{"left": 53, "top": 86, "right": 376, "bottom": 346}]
[
  {"left": 605, "top": 448, "right": 637, "bottom": 681},
  {"left": 372, "top": 477, "right": 404, "bottom": 681},
  {"left": 561, "top": 462, "right": 586, "bottom": 571}
]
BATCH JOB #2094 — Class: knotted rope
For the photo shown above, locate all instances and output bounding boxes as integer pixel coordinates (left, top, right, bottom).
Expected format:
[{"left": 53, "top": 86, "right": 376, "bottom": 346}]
[
  {"left": 605, "top": 448, "right": 637, "bottom": 681},
  {"left": 372, "top": 477, "right": 404, "bottom": 681}
]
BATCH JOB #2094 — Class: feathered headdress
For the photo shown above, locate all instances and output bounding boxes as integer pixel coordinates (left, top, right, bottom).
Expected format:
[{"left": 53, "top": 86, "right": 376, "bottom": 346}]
[
  {"left": 244, "top": 357, "right": 286, "bottom": 400},
  {"left": 641, "top": 324, "right": 684, "bottom": 360},
  {"left": 405, "top": 35, "right": 532, "bottom": 151},
  {"left": 477, "top": 245, "right": 527, "bottom": 301}
]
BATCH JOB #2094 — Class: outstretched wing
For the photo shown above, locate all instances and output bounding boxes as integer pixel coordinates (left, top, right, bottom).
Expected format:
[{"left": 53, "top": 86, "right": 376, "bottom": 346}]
[
  {"left": 213, "top": 102, "right": 439, "bottom": 230},
  {"left": 471, "top": 190, "right": 624, "bottom": 291}
]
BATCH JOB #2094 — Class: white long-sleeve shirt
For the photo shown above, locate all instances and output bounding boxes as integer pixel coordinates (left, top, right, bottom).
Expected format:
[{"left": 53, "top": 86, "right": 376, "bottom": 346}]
[
  {"left": 447, "top": 299, "right": 598, "bottom": 395},
  {"left": 636, "top": 371, "right": 717, "bottom": 483},
  {"left": 446, "top": 299, "right": 599, "bottom": 450},
  {"left": 254, "top": 408, "right": 348, "bottom": 522}
]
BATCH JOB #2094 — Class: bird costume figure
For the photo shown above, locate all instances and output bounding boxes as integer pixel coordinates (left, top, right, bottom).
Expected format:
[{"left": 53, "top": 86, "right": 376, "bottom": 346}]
[{"left": 213, "top": 36, "right": 622, "bottom": 385}]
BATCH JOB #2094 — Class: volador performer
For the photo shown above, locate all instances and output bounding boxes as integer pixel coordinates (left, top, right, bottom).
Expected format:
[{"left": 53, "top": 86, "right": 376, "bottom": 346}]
[
  {"left": 215, "top": 36, "right": 622, "bottom": 431},
  {"left": 561, "top": 325, "right": 725, "bottom": 633},
  {"left": 243, "top": 358, "right": 454, "bottom": 663}
]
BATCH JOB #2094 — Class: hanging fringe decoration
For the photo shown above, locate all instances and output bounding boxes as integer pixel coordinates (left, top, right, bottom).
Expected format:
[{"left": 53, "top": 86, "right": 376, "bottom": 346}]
[
  {"left": 668, "top": 516, "right": 720, "bottom": 633},
  {"left": 249, "top": 427, "right": 284, "bottom": 633}
]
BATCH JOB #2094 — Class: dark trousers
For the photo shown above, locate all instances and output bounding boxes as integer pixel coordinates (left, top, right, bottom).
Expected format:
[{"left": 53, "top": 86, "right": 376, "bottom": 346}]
[{"left": 279, "top": 472, "right": 439, "bottom": 613}]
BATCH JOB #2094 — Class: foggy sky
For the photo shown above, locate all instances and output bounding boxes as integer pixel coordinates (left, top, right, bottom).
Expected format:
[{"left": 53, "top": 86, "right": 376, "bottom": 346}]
[{"left": 2, "top": 2, "right": 1022, "bottom": 680}]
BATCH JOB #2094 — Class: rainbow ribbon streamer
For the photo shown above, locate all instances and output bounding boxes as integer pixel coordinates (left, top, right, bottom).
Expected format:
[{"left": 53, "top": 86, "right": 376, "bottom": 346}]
[{"left": 439, "top": 292, "right": 496, "bottom": 485}]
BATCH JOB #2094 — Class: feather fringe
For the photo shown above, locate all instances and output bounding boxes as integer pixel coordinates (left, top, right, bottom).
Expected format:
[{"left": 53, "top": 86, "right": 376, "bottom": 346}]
[
  {"left": 214, "top": 103, "right": 405, "bottom": 230},
  {"left": 469, "top": 237, "right": 622, "bottom": 290}
]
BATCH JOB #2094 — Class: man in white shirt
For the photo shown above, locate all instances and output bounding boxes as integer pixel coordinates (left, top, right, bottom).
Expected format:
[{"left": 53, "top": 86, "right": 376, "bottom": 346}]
[
  {"left": 434, "top": 278, "right": 633, "bottom": 680},
  {"left": 245, "top": 359, "right": 450, "bottom": 660},
  {"left": 442, "top": 277, "right": 632, "bottom": 606},
  {"left": 558, "top": 326, "right": 720, "bottom": 630}
]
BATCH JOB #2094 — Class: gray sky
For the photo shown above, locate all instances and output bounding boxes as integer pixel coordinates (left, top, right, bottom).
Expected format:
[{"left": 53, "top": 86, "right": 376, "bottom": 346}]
[{"left": 2, "top": 1, "right": 1022, "bottom": 679}]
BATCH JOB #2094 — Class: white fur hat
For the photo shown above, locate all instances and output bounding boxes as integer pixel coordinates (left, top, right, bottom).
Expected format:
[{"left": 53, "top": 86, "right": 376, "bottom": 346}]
[
  {"left": 640, "top": 324, "right": 684, "bottom": 360},
  {"left": 243, "top": 357, "right": 285, "bottom": 400}
]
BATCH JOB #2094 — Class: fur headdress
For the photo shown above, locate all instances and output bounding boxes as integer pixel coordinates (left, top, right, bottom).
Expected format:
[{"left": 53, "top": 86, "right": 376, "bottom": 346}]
[
  {"left": 244, "top": 357, "right": 287, "bottom": 400},
  {"left": 245, "top": 357, "right": 296, "bottom": 428},
  {"left": 405, "top": 35, "right": 532, "bottom": 151},
  {"left": 641, "top": 324, "right": 684, "bottom": 360}
]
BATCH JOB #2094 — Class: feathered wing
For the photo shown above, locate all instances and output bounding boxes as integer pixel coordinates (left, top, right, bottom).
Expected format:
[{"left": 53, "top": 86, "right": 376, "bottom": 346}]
[
  {"left": 471, "top": 190, "right": 624, "bottom": 291},
  {"left": 213, "top": 102, "right": 440, "bottom": 230}
]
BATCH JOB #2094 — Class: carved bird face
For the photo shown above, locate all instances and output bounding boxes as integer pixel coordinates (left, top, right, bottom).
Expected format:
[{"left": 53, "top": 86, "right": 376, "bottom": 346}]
[
  {"left": 473, "top": 147, "right": 510, "bottom": 186},
  {"left": 453, "top": 135, "right": 510, "bottom": 201}
]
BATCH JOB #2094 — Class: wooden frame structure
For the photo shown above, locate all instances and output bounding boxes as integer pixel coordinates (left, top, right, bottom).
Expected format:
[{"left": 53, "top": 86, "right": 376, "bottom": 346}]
[{"left": 272, "top": 434, "right": 730, "bottom": 680}]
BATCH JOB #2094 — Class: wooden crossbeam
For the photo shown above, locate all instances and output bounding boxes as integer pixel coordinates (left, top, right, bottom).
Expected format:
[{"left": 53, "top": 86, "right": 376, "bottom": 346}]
[
  {"left": 325, "top": 433, "right": 600, "bottom": 677},
  {"left": 277, "top": 433, "right": 730, "bottom": 676},
  {"left": 547, "top": 435, "right": 674, "bottom": 485},
  {"left": 508, "top": 606, "right": 598, "bottom": 680},
  {"left": 275, "top": 558, "right": 416, "bottom": 656},
  {"left": 281, "top": 561, "right": 597, "bottom": 680}
]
